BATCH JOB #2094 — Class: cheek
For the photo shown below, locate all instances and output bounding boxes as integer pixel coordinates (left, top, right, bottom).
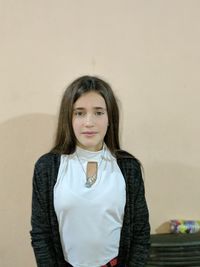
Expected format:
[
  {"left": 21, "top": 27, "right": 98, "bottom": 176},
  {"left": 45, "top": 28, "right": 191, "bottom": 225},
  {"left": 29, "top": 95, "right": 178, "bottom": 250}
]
[
  {"left": 101, "top": 119, "right": 109, "bottom": 133},
  {"left": 72, "top": 119, "right": 80, "bottom": 135}
]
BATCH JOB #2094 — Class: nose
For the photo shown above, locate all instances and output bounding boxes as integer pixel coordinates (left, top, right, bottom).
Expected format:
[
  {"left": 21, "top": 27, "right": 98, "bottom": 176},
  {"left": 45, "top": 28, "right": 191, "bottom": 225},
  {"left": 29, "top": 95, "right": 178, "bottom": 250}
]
[{"left": 84, "top": 114, "right": 95, "bottom": 126}]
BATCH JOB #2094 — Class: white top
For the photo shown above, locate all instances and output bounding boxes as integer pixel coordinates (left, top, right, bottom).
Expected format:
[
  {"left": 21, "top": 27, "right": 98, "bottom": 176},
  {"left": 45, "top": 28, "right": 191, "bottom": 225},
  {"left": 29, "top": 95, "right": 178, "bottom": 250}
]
[{"left": 54, "top": 145, "right": 126, "bottom": 267}]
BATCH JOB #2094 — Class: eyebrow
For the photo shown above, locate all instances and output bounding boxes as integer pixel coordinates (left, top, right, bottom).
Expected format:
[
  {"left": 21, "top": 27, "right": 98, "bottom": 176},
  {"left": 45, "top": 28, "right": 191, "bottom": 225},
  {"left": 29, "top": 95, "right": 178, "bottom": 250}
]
[{"left": 73, "top": 107, "right": 106, "bottom": 111}]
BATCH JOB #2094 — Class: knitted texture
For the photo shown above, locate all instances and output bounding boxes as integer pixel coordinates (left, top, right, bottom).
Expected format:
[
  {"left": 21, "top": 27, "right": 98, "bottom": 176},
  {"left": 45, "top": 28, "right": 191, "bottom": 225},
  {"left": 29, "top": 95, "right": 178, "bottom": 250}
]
[{"left": 30, "top": 151, "right": 150, "bottom": 267}]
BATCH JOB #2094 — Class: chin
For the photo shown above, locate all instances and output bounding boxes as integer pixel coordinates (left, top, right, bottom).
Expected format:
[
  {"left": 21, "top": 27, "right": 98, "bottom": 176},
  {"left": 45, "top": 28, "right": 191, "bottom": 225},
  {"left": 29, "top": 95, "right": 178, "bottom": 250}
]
[{"left": 80, "top": 141, "right": 102, "bottom": 151}]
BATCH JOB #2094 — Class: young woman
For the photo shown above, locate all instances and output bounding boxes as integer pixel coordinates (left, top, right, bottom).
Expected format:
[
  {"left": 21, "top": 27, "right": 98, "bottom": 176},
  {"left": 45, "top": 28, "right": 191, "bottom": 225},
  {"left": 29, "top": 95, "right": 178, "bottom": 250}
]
[{"left": 30, "top": 76, "right": 150, "bottom": 267}]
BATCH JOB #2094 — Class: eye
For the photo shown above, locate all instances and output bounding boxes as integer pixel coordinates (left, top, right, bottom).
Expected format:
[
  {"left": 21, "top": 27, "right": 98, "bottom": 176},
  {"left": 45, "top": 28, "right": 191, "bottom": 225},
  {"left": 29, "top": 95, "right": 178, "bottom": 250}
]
[
  {"left": 74, "top": 111, "right": 85, "bottom": 117},
  {"left": 95, "top": 111, "right": 105, "bottom": 116}
]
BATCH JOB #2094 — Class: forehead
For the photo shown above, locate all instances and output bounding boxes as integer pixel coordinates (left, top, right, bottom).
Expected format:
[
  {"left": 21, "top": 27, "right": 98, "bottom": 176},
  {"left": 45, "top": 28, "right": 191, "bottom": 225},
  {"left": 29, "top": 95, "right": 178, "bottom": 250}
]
[{"left": 73, "top": 92, "right": 106, "bottom": 108}]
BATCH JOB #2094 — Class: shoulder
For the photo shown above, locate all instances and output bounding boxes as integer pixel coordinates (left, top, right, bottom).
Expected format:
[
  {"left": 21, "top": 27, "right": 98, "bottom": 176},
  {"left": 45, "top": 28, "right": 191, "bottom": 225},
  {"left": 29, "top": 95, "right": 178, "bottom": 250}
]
[
  {"left": 116, "top": 150, "right": 144, "bottom": 187},
  {"left": 115, "top": 149, "right": 141, "bottom": 168},
  {"left": 34, "top": 152, "right": 61, "bottom": 172},
  {"left": 115, "top": 149, "right": 143, "bottom": 183},
  {"left": 32, "top": 152, "right": 61, "bottom": 187}
]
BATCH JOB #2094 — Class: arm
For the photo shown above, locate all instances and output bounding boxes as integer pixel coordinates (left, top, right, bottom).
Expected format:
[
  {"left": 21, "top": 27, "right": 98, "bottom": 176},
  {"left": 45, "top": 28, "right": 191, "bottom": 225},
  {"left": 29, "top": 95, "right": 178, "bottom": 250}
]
[
  {"left": 30, "top": 162, "right": 58, "bottom": 267},
  {"left": 128, "top": 161, "right": 150, "bottom": 267}
]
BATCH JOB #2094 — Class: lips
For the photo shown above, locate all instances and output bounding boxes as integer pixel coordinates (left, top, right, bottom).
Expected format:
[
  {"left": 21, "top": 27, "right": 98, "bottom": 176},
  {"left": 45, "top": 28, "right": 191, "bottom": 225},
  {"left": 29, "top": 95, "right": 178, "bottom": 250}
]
[{"left": 82, "top": 131, "right": 97, "bottom": 136}]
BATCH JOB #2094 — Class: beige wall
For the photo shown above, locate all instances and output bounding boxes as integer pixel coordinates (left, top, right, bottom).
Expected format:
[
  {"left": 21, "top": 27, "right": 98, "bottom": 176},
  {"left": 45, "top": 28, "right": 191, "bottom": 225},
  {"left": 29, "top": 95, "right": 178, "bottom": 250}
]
[{"left": 1, "top": 0, "right": 200, "bottom": 266}]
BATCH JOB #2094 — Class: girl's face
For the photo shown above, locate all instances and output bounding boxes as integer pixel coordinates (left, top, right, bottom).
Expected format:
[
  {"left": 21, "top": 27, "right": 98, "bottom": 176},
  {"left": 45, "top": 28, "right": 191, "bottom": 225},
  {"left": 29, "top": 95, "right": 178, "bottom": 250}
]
[{"left": 72, "top": 91, "right": 109, "bottom": 151}]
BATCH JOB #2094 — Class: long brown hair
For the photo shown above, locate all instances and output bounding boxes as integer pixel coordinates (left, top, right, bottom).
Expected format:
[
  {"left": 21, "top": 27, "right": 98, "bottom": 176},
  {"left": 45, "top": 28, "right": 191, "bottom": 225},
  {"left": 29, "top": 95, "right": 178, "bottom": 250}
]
[{"left": 51, "top": 75, "right": 120, "bottom": 155}]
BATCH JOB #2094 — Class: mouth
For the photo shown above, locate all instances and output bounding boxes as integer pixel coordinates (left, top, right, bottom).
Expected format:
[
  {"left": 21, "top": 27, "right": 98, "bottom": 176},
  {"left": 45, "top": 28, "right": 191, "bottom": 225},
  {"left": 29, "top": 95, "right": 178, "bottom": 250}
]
[{"left": 82, "top": 131, "right": 97, "bottom": 136}]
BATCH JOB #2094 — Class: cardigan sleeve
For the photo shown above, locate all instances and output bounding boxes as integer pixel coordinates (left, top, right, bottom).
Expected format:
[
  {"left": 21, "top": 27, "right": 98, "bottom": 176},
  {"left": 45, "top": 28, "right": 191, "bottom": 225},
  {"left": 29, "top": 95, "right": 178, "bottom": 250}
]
[
  {"left": 30, "top": 160, "right": 58, "bottom": 267},
  {"left": 128, "top": 160, "right": 150, "bottom": 267}
]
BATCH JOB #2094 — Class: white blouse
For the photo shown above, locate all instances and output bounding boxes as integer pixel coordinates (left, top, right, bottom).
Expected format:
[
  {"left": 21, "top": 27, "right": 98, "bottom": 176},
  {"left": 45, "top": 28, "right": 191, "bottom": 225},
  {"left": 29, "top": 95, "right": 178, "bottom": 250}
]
[{"left": 54, "top": 145, "right": 126, "bottom": 267}]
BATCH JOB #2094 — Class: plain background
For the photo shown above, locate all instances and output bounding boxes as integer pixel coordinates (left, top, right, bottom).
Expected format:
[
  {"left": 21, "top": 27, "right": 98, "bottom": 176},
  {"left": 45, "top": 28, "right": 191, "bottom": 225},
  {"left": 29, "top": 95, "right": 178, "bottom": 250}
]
[{"left": 1, "top": 0, "right": 200, "bottom": 266}]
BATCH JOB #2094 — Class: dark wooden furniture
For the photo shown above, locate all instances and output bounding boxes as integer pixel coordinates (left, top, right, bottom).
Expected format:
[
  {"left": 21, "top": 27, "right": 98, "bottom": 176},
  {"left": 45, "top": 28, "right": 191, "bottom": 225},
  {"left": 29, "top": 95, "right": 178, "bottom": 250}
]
[{"left": 146, "top": 233, "right": 200, "bottom": 266}]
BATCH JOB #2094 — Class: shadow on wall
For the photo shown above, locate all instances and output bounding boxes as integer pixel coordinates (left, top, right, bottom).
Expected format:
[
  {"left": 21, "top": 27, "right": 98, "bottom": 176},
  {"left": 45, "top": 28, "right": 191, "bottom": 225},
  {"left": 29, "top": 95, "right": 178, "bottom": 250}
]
[
  {"left": 0, "top": 114, "right": 56, "bottom": 267},
  {"left": 156, "top": 222, "right": 171, "bottom": 234},
  {"left": 146, "top": 161, "right": 200, "bottom": 234}
]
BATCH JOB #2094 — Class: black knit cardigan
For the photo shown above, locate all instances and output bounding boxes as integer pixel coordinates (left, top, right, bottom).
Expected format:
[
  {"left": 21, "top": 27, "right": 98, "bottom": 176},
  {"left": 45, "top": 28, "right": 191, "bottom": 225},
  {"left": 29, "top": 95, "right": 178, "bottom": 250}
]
[{"left": 30, "top": 150, "right": 150, "bottom": 267}]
